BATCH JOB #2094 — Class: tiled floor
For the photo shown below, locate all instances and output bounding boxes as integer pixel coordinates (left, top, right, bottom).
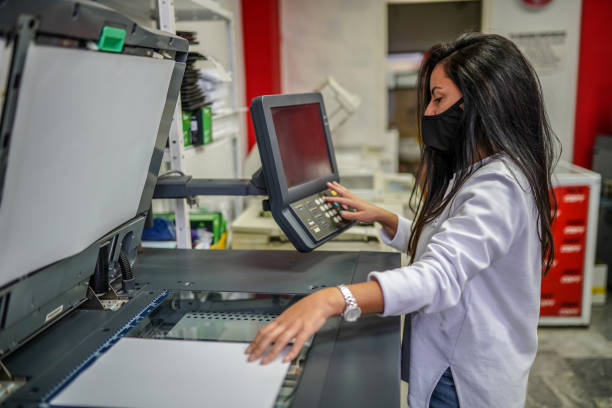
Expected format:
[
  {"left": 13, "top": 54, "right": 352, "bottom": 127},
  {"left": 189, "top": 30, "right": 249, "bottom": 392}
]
[{"left": 526, "top": 297, "right": 612, "bottom": 408}]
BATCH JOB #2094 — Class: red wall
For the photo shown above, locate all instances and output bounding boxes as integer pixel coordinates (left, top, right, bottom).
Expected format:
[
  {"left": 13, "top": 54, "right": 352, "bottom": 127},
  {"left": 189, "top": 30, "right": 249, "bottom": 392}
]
[
  {"left": 573, "top": 0, "right": 612, "bottom": 168},
  {"left": 241, "top": 0, "right": 281, "bottom": 152}
]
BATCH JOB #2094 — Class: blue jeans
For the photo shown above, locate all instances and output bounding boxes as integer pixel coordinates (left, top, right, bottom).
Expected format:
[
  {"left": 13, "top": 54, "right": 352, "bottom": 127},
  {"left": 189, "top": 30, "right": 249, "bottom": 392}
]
[{"left": 429, "top": 368, "right": 460, "bottom": 408}]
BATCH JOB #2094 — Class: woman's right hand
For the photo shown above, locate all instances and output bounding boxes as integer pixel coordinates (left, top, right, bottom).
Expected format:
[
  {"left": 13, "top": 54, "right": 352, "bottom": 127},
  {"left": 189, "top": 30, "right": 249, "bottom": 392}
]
[{"left": 325, "top": 181, "right": 399, "bottom": 238}]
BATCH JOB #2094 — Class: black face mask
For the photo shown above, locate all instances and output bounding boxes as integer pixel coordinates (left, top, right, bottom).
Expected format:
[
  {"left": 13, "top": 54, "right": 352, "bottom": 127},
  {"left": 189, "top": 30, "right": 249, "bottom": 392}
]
[{"left": 421, "top": 97, "right": 464, "bottom": 153}]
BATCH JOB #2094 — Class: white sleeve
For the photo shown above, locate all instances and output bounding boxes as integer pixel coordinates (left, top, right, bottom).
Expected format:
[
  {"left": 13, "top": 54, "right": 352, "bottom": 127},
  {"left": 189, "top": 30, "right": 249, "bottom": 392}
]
[
  {"left": 379, "top": 214, "right": 413, "bottom": 252},
  {"left": 368, "top": 171, "right": 529, "bottom": 316}
]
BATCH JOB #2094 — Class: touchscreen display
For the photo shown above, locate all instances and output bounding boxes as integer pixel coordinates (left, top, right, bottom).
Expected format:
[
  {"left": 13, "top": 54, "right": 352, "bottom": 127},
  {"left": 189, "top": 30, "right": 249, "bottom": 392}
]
[{"left": 271, "top": 103, "right": 332, "bottom": 188}]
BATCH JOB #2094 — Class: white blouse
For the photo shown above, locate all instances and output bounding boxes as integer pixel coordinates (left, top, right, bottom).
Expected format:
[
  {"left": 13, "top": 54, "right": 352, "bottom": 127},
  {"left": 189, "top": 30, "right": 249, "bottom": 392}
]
[{"left": 369, "top": 156, "right": 541, "bottom": 408}]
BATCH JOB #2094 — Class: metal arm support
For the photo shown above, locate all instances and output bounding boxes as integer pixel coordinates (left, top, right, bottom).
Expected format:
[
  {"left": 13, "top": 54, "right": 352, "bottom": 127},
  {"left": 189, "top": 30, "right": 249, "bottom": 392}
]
[{"left": 153, "top": 176, "right": 267, "bottom": 197}]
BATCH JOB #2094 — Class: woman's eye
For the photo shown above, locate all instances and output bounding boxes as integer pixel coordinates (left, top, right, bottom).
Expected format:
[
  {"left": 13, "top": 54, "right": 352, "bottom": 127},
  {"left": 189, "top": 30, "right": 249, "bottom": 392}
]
[{"left": 434, "top": 97, "right": 442, "bottom": 103}]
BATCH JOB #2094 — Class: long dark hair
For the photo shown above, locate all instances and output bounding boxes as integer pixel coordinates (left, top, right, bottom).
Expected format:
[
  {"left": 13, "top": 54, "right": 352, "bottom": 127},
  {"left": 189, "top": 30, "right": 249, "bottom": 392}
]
[{"left": 408, "top": 33, "right": 559, "bottom": 274}]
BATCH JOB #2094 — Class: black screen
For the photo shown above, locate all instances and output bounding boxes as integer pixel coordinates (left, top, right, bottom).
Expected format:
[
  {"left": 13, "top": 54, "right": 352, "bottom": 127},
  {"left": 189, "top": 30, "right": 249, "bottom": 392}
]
[{"left": 271, "top": 103, "right": 332, "bottom": 188}]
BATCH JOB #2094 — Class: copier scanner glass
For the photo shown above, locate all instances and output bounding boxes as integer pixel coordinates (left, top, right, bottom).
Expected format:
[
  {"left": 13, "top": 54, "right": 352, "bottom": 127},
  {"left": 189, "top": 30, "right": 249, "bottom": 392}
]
[
  {"left": 50, "top": 290, "right": 311, "bottom": 408},
  {"left": 271, "top": 103, "right": 333, "bottom": 188},
  {"left": 250, "top": 92, "right": 355, "bottom": 252}
]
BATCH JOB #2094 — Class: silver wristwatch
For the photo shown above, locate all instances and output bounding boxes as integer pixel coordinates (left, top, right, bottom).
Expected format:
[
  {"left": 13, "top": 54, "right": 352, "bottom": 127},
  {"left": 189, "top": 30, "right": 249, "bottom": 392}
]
[{"left": 337, "top": 284, "right": 362, "bottom": 322}]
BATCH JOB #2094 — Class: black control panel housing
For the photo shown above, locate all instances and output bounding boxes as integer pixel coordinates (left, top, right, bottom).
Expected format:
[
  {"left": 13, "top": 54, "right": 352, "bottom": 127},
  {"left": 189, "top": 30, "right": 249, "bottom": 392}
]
[
  {"left": 250, "top": 93, "right": 355, "bottom": 252},
  {"left": 290, "top": 189, "right": 353, "bottom": 242}
]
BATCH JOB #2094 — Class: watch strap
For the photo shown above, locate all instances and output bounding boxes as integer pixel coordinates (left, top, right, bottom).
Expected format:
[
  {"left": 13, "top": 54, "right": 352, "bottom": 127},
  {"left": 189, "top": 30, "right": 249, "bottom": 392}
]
[{"left": 337, "top": 284, "right": 358, "bottom": 312}]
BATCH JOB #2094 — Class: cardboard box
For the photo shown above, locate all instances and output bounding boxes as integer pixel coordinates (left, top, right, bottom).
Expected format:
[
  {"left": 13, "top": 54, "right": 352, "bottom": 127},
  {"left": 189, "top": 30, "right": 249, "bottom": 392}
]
[
  {"left": 191, "top": 106, "right": 212, "bottom": 146},
  {"left": 181, "top": 111, "right": 192, "bottom": 147}
]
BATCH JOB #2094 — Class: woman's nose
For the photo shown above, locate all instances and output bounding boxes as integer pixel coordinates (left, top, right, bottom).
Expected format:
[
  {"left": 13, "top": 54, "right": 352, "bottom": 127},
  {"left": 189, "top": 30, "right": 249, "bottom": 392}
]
[{"left": 424, "top": 101, "right": 435, "bottom": 116}]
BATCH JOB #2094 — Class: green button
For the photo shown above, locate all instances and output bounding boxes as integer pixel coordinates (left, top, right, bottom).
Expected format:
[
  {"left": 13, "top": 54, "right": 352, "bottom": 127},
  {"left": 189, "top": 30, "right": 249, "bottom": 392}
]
[{"left": 97, "top": 26, "right": 126, "bottom": 53}]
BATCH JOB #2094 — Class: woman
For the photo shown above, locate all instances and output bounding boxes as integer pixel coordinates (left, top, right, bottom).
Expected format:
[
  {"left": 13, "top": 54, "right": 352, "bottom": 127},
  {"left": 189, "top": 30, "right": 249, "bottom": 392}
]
[{"left": 246, "top": 33, "right": 558, "bottom": 408}]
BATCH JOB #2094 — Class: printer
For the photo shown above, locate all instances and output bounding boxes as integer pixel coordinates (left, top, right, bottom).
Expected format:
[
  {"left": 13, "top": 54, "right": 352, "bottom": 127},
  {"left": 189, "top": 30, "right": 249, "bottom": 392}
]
[{"left": 0, "top": 1, "right": 401, "bottom": 407}]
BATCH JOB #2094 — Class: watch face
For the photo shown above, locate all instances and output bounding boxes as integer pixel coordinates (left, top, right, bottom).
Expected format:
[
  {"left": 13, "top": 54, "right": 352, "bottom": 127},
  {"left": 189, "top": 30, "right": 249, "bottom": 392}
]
[{"left": 345, "top": 307, "right": 361, "bottom": 322}]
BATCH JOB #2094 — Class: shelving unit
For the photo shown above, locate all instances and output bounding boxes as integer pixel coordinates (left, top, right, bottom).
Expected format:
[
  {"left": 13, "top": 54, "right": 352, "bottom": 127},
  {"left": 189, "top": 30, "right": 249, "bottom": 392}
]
[
  {"left": 155, "top": 0, "right": 244, "bottom": 249},
  {"left": 94, "top": 0, "right": 244, "bottom": 249}
]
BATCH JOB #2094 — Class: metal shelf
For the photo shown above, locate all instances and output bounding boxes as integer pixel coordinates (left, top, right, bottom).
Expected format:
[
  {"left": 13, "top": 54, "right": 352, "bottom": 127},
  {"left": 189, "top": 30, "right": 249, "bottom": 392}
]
[
  {"left": 92, "top": 0, "right": 157, "bottom": 23},
  {"left": 212, "top": 108, "right": 239, "bottom": 120},
  {"left": 174, "top": 0, "right": 233, "bottom": 22},
  {"left": 163, "top": 128, "right": 238, "bottom": 162},
  {"left": 94, "top": 0, "right": 232, "bottom": 23}
]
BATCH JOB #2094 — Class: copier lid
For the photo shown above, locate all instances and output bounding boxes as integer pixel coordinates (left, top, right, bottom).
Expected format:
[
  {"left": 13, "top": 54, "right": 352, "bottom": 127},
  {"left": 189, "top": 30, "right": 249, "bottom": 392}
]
[{"left": 0, "top": 1, "right": 186, "bottom": 288}]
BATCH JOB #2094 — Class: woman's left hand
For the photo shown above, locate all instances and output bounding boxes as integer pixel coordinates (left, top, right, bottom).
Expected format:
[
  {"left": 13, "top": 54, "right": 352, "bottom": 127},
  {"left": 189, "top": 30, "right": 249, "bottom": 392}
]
[{"left": 245, "top": 287, "right": 344, "bottom": 365}]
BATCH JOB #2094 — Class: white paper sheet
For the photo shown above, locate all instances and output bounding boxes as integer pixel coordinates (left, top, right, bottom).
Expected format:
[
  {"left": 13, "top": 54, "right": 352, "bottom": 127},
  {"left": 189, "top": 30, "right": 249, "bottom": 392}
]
[{"left": 51, "top": 338, "right": 290, "bottom": 408}]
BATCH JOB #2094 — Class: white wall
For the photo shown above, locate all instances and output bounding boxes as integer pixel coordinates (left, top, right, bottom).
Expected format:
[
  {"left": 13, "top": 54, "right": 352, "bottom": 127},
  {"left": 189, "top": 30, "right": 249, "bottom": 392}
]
[
  {"left": 281, "top": 0, "right": 581, "bottom": 161},
  {"left": 483, "top": 0, "right": 582, "bottom": 161},
  {"left": 280, "top": 0, "right": 387, "bottom": 148}
]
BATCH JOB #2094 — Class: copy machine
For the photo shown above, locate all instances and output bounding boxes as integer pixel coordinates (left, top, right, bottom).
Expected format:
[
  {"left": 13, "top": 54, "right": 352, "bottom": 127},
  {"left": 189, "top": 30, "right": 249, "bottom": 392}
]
[{"left": 0, "top": 1, "right": 400, "bottom": 407}]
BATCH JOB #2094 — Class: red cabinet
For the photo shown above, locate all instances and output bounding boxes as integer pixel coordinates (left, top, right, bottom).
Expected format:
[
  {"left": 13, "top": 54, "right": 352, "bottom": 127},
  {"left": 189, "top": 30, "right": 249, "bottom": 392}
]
[
  {"left": 540, "top": 184, "right": 592, "bottom": 319},
  {"left": 539, "top": 164, "right": 600, "bottom": 326}
]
